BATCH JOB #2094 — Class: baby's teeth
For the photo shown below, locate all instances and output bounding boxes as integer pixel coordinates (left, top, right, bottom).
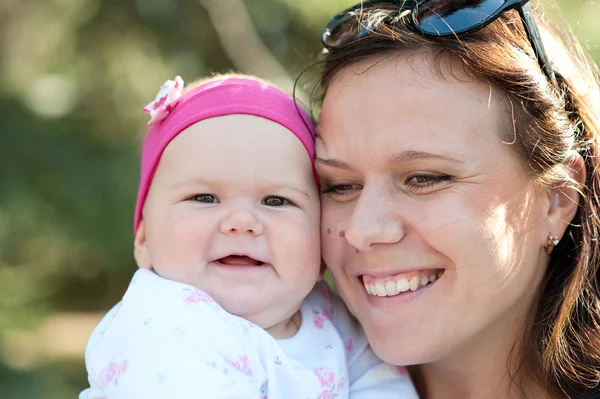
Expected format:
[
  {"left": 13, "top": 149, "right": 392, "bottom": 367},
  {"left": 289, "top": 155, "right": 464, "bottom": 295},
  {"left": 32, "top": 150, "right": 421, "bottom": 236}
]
[
  {"left": 385, "top": 281, "right": 399, "bottom": 296},
  {"left": 409, "top": 276, "right": 420, "bottom": 292},
  {"left": 375, "top": 283, "right": 387, "bottom": 297},
  {"left": 438, "top": 272, "right": 443, "bottom": 279},
  {"left": 420, "top": 276, "right": 429, "bottom": 287},
  {"left": 429, "top": 274, "right": 437, "bottom": 282},
  {"left": 397, "top": 278, "right": 409, "bottom": 292}
]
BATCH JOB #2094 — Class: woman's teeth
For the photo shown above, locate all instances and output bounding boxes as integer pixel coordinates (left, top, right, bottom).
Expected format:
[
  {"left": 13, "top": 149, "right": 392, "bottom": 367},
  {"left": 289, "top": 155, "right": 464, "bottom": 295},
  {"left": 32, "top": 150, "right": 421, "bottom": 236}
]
[{"left": 364, "top": 272, "right": 443, "bottom": 297}]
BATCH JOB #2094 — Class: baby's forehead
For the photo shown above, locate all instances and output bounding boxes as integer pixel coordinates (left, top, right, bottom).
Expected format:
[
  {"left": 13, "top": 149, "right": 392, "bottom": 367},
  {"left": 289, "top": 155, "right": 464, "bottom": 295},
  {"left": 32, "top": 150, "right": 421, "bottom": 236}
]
[{"left": 182, "top": 113, "right": 289, "bottom": 132}]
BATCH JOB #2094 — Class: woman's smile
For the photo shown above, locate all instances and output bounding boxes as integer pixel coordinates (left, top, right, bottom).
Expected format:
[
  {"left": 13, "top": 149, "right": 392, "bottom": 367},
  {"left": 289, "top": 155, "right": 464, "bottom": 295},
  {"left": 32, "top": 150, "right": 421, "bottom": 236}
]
[{"left": 362, "top": 269, "right": 445, "bottom": 297}]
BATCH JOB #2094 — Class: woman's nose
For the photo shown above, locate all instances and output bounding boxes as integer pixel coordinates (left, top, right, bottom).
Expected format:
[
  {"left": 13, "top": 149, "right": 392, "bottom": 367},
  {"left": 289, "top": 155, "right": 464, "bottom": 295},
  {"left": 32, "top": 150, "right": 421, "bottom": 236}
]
[
  {"left": 344, "top": 185, "right": 405, "bottom": 251},
  {"left": 219, "top": 206, "right": 264, "bottom": 236}
]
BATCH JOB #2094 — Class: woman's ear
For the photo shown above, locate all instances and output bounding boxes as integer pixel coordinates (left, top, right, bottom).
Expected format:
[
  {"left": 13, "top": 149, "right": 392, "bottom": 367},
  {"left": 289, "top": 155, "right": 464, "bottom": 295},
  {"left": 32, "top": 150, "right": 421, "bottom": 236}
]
[
  {"left": 134, "top": 220, "right": 152, "bottom": 269},
  {"left": 545, "top": 154, "right": 586, "bottom": 241}
]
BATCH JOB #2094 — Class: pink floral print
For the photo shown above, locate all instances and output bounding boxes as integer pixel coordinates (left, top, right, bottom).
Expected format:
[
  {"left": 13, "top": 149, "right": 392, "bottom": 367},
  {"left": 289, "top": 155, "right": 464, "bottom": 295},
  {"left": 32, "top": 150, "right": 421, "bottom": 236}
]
[
  {"left": 224, "top": 355, "right": 253, "bottom": 376},
  {"left": 184, "top": 288, "right": 216, "bottom": 304},
  {"left": 313, "top": 315, "right": 325, "bottom": 329},
  {"left": 344, "top": 338, "right": 353, "bottom": 354},
  {"left": 313, "top": 306, "right": 333, "bottom": 329},
  {"left": 314, "top": 368, "right": 335, "bottom": 389},
  {"left": 315, "top": 392, "right": 333, "bottom": 399},
  {"left": 313, "top": 368, "right": 342, "bottom": 399},
  {"left": 98, "top": 359, "right": 128, "bottom": 389},
  {"left": 337, "top": 377, "right": 345, "bottom": 391}
]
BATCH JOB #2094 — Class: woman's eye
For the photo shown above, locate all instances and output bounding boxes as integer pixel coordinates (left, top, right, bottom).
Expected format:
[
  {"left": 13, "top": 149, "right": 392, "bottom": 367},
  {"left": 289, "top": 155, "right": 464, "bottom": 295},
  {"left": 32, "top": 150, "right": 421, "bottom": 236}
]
[
  {"left": 320, "top": 183, "right": 362, "bottom": 196},
  {"left": 262, "top": 196, "right": 288, "bottom": 207},
  {"left": 190, "top": 194, "right": 219, "bottom": 203},
  {"left": 406, "top": 174, "right": 452, "bottom": 189}
]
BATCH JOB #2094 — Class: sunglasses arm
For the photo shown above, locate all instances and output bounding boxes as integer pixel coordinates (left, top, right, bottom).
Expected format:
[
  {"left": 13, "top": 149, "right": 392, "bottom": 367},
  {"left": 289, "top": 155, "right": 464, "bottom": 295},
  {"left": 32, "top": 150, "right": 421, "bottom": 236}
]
[{"left": 518, "top": 3, "right": 556, "bottom": 83}]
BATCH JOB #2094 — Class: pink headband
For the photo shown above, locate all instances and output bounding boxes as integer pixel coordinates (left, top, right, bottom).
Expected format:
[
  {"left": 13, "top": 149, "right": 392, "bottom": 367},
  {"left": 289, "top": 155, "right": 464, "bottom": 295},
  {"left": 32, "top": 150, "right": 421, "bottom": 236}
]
[{"left": 134, "top": 76, "right": 316, "bottom": 233}]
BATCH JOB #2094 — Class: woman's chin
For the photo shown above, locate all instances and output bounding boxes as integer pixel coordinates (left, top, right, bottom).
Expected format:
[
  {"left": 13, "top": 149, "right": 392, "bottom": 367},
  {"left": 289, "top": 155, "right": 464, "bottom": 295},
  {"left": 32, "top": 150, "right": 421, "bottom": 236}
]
[
  {"left": 362, "top": 322, "right": 448, "bottom": 366},
  {"left": 372, "top": 338, "right": 443, "bottom": 366}
]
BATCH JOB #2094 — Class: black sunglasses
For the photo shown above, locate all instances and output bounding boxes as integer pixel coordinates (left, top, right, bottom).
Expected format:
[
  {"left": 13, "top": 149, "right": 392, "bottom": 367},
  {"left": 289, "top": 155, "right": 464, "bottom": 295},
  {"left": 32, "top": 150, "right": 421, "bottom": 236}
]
[{"left": 322, "top": 0, "right": 555, "bottom": 83}]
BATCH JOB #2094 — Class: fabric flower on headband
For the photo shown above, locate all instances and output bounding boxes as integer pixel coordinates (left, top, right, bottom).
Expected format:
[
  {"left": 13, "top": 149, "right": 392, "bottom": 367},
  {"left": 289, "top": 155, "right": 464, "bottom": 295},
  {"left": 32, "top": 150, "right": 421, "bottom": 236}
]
[{"left": 143, "top": 76, "right": 184, "bottom": 125}]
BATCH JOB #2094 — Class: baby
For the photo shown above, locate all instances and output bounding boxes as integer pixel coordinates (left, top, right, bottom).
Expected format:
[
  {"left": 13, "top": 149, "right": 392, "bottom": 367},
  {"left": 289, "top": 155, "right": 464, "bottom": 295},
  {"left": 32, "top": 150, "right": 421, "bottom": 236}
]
[{"left": 79, "top": 75, "right": 419, "bottom": 399}]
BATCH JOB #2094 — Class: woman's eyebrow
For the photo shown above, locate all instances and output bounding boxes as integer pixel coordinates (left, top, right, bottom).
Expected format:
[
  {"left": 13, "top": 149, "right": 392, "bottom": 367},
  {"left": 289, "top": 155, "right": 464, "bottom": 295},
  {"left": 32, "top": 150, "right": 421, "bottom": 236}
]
[
  {"left": 315, "top": 158, "right": 352, "bottom": 170},
  {"left": 315, "top": 151, "right": 460, "bottom": 169},
  {"left": 388, "top": 150, "right": 461, "bottom": 163}
]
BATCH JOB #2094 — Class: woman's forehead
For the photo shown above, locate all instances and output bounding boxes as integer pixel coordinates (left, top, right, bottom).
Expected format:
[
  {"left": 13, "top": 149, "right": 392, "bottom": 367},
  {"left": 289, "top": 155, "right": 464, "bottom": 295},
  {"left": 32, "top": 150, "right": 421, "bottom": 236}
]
[{"left": 320, "top": 58, "right": 503, "bottom": 135}]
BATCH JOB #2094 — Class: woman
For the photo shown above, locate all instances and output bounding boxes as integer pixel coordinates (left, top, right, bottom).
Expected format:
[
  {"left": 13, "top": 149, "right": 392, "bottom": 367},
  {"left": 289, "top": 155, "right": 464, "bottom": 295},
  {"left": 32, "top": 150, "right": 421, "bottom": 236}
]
[{"left": 314, "top": 1, "right": 600, "bottom": 398}]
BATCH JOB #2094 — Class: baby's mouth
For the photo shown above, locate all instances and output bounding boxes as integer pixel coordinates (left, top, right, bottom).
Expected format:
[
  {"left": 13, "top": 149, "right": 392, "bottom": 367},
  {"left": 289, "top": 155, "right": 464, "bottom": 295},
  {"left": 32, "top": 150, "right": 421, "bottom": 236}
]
[{"left": 216, "top": 255, "right": 264, "bottom": 266}]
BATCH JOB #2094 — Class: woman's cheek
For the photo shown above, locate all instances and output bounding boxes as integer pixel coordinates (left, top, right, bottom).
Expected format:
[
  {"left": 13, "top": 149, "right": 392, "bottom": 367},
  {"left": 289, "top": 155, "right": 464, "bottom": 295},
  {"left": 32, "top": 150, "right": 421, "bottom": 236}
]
[{"left": 320, "top": 204, "right": 347, "bottom": 272}]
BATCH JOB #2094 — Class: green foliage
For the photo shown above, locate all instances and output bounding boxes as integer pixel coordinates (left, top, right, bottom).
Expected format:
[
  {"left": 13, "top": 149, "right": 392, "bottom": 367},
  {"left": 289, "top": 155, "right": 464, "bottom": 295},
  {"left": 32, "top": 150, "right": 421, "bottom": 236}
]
[{"left": 0, "top": 0, "right": 598, "bottom": 396}]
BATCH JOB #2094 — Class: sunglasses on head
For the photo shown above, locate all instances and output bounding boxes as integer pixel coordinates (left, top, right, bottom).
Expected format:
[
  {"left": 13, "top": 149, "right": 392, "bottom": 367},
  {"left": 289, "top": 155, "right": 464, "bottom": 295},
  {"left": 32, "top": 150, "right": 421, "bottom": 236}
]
[{"left": 322, "top": 0, "right": 556, "bottom": 83}]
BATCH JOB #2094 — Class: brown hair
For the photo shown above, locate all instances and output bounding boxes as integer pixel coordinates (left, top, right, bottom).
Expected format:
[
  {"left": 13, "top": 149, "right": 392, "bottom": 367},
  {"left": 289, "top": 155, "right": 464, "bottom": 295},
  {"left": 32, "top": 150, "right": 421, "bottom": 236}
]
[{"left": 315, "top": 4, "right": 600, "bottom": 398}]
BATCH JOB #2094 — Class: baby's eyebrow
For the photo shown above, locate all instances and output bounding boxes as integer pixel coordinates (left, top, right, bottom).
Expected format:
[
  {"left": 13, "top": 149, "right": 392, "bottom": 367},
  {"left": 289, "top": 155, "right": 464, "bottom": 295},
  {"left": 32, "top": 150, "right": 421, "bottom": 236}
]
[
  {"left": 268, "top": 184, "right": 311, "bottom": 199},
  {"left": 170, "top": 178, "right": 311, "bottom": 198},
  {"left": 170, "top": 177, "right": 215, "bottom": 188}
]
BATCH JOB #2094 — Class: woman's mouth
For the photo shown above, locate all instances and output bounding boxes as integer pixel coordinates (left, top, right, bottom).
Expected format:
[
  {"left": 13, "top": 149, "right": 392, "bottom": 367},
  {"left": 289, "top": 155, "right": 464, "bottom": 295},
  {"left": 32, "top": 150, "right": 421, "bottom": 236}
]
[{"left": 362, "top": 270, "right": 445, "bottom": 297}]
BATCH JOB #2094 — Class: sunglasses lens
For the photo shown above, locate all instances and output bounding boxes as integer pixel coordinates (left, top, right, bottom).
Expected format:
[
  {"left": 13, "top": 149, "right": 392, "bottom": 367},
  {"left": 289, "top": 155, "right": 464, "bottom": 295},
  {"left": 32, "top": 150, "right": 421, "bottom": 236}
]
[
  {"left": 414, "top": 0, "right": 505, "bottom": 35},
  {"left": 323, "top": 13, "right": 363, "bottom": 48},
  {"left": 322, "top": 1, "right": 405, "bottom": 48}
]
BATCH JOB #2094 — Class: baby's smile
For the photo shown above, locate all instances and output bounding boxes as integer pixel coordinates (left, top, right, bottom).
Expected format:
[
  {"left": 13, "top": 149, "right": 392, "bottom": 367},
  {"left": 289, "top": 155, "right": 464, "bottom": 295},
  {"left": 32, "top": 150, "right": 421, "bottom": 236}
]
[{"left": 214, "top": 254, "right": 265, "bottom": 267}]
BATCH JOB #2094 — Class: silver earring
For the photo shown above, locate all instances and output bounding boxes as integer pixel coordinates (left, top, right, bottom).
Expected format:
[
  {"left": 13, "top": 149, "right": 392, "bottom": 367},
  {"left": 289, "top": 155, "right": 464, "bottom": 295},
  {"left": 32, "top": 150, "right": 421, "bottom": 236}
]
[{"left": 546, "top": 235, "right": 560, "bottom": 255}]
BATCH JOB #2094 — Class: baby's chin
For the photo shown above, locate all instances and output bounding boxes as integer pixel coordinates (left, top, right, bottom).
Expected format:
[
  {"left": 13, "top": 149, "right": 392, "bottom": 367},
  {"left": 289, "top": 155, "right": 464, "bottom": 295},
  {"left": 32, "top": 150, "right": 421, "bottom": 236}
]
[{"left": 220, "top": 296, "right": 302, "bottom": 330}]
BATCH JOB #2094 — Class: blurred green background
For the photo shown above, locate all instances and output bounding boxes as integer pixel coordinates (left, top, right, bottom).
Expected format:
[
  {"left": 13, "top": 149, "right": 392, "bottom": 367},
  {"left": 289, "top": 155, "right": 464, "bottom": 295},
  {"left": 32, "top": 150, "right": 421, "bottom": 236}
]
[{"left": 0, "top": 0, "right": 598, "bottom": 397}]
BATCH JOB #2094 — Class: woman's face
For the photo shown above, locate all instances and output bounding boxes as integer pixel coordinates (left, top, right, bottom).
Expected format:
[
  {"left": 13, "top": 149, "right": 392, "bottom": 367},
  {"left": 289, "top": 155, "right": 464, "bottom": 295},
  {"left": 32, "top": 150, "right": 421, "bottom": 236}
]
[{"left": 317, "top": 55, "right": 552, "bottom": 365}]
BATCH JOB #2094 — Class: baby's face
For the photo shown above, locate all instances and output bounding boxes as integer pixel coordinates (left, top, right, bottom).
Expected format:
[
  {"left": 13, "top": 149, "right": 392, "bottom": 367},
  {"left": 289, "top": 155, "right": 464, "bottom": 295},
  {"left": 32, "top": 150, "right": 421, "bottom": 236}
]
[{"left": 136, "top": 114, "right": 321, "bottom": 331}]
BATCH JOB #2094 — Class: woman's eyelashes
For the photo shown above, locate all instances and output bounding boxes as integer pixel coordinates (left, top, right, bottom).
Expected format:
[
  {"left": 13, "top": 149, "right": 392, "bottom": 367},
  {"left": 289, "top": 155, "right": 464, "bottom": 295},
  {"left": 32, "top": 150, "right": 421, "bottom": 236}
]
[
  {"left": 405, "top": 174, "right": 453, "bottom": 191},
  {"left": 320, "top": 183, "right": 362, "bottom": 197},
  {"left": 319, "top": 173, "right": 453, "bottom": 198}
]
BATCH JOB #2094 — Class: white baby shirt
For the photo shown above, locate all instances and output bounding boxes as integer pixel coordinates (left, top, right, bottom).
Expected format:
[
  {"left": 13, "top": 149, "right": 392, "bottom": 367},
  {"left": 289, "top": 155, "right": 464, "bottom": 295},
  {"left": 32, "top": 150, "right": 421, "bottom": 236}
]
[{"left": 80, "top": 269, "right": 419, "bottom": 399}]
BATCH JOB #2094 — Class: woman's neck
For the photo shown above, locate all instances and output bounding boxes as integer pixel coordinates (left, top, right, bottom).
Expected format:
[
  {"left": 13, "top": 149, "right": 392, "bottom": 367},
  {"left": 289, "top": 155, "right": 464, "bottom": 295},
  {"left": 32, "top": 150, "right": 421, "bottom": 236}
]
[{"left": 412, "top": 311, "right": 547, "bottom": 399}]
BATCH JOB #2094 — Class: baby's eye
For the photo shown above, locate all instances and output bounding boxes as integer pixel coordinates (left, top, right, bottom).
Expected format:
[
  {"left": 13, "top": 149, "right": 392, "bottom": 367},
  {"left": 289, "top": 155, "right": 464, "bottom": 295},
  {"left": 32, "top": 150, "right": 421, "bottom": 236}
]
[
  {"left": 190, "top": 194, "right": 219, "bottom": 203},
  {"left": 262, "top": 196, "right": 289, "bottom": 207}
]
